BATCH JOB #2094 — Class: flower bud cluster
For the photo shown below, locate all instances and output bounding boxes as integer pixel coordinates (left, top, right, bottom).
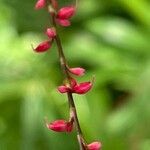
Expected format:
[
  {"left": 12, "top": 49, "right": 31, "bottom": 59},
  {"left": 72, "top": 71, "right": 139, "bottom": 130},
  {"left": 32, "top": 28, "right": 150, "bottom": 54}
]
[
  {"left": 33, "top": 1, "right": 75, "bottom": 52},
  {"left": 34, "top": 0, "right": 102, "bottom": 149}
]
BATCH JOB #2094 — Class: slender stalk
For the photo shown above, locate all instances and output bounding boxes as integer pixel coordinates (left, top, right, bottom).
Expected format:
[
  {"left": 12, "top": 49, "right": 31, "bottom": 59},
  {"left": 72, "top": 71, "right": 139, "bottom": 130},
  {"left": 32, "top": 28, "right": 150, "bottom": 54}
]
[
  {"left": 54, "top": 36, "right": 86, "bottom": 150},
  {"left": 47, "top": 3, "right": 87, "bottom": 150},
  {"left": 68, "top": 93, "right": 86, "bottom": 150}
]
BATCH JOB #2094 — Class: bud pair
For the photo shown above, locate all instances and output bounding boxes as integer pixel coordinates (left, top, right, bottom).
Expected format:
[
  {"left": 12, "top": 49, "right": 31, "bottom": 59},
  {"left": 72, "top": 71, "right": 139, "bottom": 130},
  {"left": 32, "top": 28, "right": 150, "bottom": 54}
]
[
  {"left": 35, "top": 0, "right": 75, "bottom": 26},
  {"left": 33, "top": 27, "right": 56, "bottom": 53},
  {"left": 46, "top": 119, "right": 73, "bottom": 132},
  {"left": 56, "top": 6, "right": 76, "bottom": 27},
  {"left": 58, "top": 78, "right": 93, "bottom": 94}
]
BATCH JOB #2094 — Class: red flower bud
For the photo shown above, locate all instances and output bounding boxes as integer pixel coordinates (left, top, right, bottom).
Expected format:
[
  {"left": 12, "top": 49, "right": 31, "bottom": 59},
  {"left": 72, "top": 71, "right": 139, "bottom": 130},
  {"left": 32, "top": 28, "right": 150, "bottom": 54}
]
[
  {"left": 47, "top": 120, "right": 73, "bottom": 132},
  {"left": 57, "top": 6, "right": 75, "bottom": 19},
  {"left": 35, "top": 0, "right": 46, "bottom": 10},
  {"left": 69, "top": 67, "right": 85, "bottom": 76},
  {"left": 56, "top": 19, "right": 71, "bottom": 27},
  {"left": 46, "top": 27, "right": 56, "bottom": 39},
  {"left": 33, "top": 41, "right": 51, "bottom": 53},
  {"left": 87, "top": 142, "right": 102, "bottom": 150},
  {"left": 73, "top": 82, "right": 92, "bottom": 94}
]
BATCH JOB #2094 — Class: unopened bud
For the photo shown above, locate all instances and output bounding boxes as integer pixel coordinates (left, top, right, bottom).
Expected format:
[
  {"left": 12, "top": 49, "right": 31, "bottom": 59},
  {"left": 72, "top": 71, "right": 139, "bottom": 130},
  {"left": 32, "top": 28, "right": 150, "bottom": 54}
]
[
  {"left": 57, "top": 78, "right": 77, "bottom": 93},
  {"left": 87, "top": 142, "right": 102, "bottom": 150},
  {"left": 73, "top": 82, "right": 92, "bottom": 94},
  {"left": 47, "top": 120, "right": 73, "bottom": 132},
  {"left": 58, "top": 85, "right": 69, "bottom": 93},
  {"left": 33, "top": 41, "right": 51, "bottom": 53},
  {"left": 69, "top": 67, "right": 85, "bottom": 76},
  {"left": 57, "top": 6, "right": 75, "bottom": 19},
  {"left": 46, "top": 27, "right": 56, "bottom": 39},
  {"left": 56, "top": 19, "right": 71, "bottom": 27},
  {"left": 35, "top": 0, "right": 46, "bottom": 10}
]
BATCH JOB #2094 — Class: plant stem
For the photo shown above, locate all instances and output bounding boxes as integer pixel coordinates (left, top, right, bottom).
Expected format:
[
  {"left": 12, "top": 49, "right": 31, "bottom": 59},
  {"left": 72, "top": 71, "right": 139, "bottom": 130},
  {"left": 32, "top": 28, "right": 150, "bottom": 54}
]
[{"left": 48, "top": 4, "right": 87, "bottom": 150}]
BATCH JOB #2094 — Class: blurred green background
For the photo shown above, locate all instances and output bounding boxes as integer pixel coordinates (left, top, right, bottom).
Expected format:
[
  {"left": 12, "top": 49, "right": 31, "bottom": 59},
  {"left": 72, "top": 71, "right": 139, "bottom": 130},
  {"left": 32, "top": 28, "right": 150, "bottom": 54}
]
[{"left": 0, "top": 0, "right": 150, "bottom": 149}]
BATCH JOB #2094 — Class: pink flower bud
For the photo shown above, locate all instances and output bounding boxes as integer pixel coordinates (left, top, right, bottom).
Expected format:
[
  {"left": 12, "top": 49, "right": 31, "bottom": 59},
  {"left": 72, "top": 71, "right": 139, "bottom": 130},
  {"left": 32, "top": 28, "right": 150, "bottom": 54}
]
[
  {"left": 47, "top": 120, "right": 73, "bottom": 132},
  {"left": 73, "top": 82, "right": 92, "bottom": 94},
  {"left": 56, "top": 19, "right": 71, "bottom": 27},
  {"left": 33, "top": 41, "right": 51, "bottom": 53},
  {"left": 87, "top": 142, "right": 102, "bottom": 150},
  {"left": 46, "top": 27, "right": 56, "bottom": 39},
  {"left": 69, "top": 67, "right": 85, "bottom": 76},
  {"left": 57, "top": 6, "right": 75, "bottom": 19},
  {"left": 58, "top": 85, "right": 69, "bottom": 93},
  {"left": 35, "top": 0, "right": 46, "bottom": 10},
  {"left": 57, "top": 78, "right": 77, "bottom": 93}
]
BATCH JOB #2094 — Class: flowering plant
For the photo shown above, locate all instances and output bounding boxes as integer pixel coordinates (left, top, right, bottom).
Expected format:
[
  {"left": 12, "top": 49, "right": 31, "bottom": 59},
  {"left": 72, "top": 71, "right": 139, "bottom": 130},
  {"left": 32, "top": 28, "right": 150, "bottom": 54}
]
[{"left": 33, "top": 0, "right": 102, "bottom": 149}]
